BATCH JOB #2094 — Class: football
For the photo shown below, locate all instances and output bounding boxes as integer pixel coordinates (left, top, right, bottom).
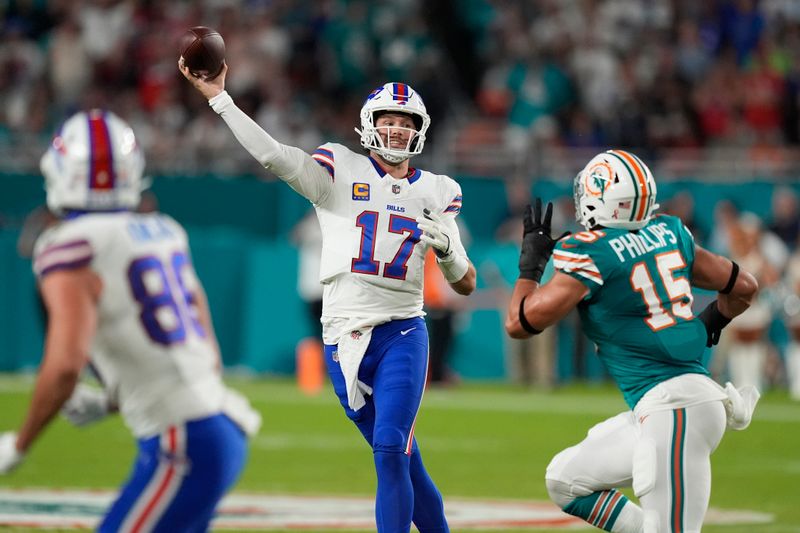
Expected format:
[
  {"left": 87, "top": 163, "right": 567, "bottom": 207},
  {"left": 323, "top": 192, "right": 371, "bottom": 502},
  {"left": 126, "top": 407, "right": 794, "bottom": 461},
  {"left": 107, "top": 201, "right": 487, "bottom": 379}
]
[{"left": 179, "top": 26, "right": 226, "bottom": 80}]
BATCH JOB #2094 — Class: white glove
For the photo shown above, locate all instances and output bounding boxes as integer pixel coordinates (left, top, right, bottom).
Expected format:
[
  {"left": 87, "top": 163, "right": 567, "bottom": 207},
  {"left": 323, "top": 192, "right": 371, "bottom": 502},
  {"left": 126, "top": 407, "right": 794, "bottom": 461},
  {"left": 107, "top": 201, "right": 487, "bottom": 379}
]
[
  {"left": 222, "top": 388, "right": 262, "bottom": 437},
  {"left": 416, "top": 209, "right": 453, "bottom": 258},
  {"left": 0, "top": 432, "right": 24, "bottom": 474},
  {"left": 61, "top": 383, "right": 111, "bottom": 427},
  {"left": 723, "top": 382, "right": 760, "bottom": 431}
]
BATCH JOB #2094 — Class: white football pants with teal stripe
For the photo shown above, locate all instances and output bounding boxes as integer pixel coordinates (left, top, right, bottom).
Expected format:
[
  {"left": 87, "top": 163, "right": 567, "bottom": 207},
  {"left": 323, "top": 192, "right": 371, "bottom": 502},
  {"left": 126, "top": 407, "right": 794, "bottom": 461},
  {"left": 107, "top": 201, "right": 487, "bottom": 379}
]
[{"left": 546, "top": 402, "right": 726, "bottom": 532}]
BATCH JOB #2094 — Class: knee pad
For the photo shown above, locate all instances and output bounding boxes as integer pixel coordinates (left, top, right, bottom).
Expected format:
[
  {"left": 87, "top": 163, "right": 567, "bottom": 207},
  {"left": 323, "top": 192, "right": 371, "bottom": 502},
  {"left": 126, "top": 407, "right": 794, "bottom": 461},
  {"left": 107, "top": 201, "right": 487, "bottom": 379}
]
[
  {"left": 632, "top": 436, "right": 657, "bottom": 498},
  {"left": 372, "top": 426, "right": 408, "bottom": 454}
]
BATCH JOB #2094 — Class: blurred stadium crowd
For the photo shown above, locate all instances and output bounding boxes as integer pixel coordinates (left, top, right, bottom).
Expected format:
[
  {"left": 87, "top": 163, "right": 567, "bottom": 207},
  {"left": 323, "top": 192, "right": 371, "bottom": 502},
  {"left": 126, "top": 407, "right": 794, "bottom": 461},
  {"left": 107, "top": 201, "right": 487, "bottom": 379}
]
[
  {"left": 3, "top": 0, "right": 800, "bottom": 176},
  {"left": 2, "top": 0, "right": 800, "bottom": 395}
]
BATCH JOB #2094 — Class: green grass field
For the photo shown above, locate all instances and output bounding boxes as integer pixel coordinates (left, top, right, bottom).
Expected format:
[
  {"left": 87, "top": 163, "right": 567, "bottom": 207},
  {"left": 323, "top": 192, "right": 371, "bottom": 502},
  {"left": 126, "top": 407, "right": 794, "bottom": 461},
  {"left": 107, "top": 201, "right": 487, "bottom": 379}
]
[{"left": 1, "top": 374, "right": 798, "bottom": 532}]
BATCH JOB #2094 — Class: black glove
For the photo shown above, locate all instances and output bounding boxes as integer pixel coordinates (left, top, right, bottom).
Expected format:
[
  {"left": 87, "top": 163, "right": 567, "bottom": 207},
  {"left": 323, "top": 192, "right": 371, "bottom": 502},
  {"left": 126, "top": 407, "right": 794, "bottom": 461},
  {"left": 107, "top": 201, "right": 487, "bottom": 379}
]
[
  {"left": 519, "top": 198, "right": 570, "bottom": 282},
  {"left": 697, "top": 300, "right": 732, "bottom": 347}
]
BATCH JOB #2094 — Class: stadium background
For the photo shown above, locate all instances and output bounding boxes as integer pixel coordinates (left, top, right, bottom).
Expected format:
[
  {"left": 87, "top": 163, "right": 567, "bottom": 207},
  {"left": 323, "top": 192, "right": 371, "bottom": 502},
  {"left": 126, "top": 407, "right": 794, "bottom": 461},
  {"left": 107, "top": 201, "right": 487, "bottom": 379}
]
[
  {"left": 1, "top": 2, "right": 800, "bottom": 532},
  {"left": 2, "top": 0, "right": 800, "bottom": 389}
]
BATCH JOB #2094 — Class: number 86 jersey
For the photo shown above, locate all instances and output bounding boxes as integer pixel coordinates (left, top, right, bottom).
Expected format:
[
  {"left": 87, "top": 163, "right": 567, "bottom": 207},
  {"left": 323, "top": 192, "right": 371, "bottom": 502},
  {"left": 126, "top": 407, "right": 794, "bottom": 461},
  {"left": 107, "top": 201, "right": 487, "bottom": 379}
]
[
  {"left": 553, "top": 214, "right": 710, "bottom": 408},
  {"left": 32, "top": 212, "right": 226, "bottom": 438}
]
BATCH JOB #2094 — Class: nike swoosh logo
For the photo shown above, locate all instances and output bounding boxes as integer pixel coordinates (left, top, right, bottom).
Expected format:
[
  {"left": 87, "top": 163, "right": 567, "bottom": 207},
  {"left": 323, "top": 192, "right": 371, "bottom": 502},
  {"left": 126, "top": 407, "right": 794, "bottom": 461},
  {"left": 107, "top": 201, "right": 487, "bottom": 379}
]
[
  {"left": 400, "top": 327, "right": 417, "bottom": 336},
  {"left": 561, "top": 243, "right": 577, "bottom": 249}
]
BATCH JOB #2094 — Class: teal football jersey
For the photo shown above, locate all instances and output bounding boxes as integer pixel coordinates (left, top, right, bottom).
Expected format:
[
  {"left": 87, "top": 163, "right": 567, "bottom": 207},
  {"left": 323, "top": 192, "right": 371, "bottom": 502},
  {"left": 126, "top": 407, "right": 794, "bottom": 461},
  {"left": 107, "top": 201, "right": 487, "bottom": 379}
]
[{"left": 553, "top": 214, "right": 709, "bottom": 408}]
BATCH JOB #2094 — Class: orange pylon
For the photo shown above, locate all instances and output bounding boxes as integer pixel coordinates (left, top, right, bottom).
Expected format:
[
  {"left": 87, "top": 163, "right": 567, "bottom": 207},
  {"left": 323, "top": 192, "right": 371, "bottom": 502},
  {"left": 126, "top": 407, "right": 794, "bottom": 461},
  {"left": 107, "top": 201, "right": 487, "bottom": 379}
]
[{"left": 296, "top": 337, "right": 325, "bottom": 395}]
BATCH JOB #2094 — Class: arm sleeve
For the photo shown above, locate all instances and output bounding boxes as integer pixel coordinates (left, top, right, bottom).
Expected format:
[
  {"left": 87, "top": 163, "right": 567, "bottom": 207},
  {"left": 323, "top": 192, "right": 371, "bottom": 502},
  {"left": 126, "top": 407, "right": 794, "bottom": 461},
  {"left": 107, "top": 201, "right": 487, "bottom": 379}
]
[{"left": 209, "top": 91, "right": 333, "bottom": 205}]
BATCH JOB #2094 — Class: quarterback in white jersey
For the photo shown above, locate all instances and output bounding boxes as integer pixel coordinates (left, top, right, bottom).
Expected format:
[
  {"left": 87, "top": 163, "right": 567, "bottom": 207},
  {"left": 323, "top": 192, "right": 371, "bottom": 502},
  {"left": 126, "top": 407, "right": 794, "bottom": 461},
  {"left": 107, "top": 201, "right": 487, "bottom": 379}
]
[
  {"left": 0, "top": 110, "right": 260, "bottom": 533},
  {"left": 181, "top": 60, "right": 475, "bottom": 533}
]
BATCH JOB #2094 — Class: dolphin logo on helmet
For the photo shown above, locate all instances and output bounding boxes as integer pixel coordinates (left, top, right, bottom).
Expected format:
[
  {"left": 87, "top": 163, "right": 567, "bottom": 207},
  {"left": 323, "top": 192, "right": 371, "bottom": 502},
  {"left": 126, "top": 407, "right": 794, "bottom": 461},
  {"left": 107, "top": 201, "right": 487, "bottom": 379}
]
[
  {"left": 354, "top": 82, "right": 431, "bottom": 164},
  {"left": 574, "top": 150, "right": 659, "bottom": 231},
  {"left": 40, "top": 109, "right": 145, "bottom": 215}
]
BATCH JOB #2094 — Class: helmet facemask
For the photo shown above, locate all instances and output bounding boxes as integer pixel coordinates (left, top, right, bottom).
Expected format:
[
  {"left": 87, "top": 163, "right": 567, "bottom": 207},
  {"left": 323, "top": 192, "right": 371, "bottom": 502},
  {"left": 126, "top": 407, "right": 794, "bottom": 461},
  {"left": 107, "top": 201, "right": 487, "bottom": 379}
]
[{"left": 355, "top": 83, "right": 431, "bottom": 164}]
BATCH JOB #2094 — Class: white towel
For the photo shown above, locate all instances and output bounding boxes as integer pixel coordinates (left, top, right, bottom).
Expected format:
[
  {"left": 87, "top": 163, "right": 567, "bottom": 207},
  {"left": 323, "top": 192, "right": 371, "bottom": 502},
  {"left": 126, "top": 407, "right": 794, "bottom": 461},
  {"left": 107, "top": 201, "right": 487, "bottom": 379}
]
[
  {"left": 221, "top": 387, "right": 262, "bottom": 437},
  {"left": 723, "top": 382, "right": 760, "bottom": 431},
  {"left": 336, "top": 324, "right": 375, "bottom": 411},
  {"left": 323, "top": 316, "right": 395, "bottom": 410}
]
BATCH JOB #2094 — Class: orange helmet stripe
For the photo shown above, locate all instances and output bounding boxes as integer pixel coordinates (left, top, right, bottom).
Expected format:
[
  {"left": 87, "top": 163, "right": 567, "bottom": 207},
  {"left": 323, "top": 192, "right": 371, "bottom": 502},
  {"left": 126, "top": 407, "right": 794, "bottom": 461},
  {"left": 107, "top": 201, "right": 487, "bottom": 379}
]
[{"left": 610, "top": 150, "right": 648, "bottom": 221}]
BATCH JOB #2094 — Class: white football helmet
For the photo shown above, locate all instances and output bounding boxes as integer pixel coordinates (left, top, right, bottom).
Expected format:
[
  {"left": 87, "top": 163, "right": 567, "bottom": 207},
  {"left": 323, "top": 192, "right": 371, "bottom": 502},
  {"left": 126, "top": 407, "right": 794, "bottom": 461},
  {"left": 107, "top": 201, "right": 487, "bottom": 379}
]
[
  {"left": 574, "top": 149, "right": 659, "bottom": 230},
  {"left": 40, "top": 109, "right": 145, "bottom": 215},
  {"left": 355, "top": 82, "right": 431, "bottom": 164}
]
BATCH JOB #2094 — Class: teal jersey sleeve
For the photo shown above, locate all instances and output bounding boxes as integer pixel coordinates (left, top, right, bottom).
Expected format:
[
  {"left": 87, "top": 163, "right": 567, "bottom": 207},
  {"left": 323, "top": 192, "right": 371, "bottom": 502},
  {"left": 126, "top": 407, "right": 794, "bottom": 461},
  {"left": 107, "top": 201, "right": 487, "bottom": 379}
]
[{"left": 552, "top": 230, "right": 616, "bottom": 299}]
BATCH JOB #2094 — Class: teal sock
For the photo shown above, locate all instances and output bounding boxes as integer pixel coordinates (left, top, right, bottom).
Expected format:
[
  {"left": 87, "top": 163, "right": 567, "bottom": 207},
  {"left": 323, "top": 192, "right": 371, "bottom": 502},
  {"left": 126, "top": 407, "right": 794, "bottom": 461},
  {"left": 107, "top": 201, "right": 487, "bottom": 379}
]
[{"left": 563, "top": 489, "right": 628, "bottom": 531}]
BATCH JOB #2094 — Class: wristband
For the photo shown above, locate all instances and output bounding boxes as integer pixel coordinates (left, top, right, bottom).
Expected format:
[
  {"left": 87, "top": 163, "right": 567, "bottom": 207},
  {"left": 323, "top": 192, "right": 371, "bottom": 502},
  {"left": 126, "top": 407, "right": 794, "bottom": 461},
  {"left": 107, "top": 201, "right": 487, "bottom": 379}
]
[
  {"left": 720, "top": 261, "right": 739, "bottom": 294},
  {"left": 437, "top": 252, "right": 469, "bottom": 283},
  {"left": 519, "top": 296, "right": 542, "bottom": 335}
]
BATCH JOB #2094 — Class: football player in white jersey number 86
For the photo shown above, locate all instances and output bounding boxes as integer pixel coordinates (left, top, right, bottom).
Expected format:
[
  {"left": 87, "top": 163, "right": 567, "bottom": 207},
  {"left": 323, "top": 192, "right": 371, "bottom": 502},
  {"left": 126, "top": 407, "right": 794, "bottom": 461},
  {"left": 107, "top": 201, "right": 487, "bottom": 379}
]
[
  {"left": 180, "top": 57, "right": 476, "bottom": 533},
  {"left": 0, "top": 110, "right": 261, "bottom": 533}
]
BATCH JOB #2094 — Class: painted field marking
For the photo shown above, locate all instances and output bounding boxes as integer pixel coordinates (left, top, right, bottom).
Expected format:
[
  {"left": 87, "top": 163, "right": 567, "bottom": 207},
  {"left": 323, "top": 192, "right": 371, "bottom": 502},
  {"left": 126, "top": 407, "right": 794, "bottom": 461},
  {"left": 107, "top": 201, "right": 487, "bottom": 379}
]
[{"left": 0, "top": 489, "right": 773, "bottom": 530}]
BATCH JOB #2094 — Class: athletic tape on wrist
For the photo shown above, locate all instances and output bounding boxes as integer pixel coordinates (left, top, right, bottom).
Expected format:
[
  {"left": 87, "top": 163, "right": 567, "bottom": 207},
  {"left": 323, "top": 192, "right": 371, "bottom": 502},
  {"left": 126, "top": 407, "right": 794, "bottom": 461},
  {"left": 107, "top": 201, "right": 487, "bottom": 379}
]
[{"left": 437, "top": 252, "right": 469, "bottom": 283}]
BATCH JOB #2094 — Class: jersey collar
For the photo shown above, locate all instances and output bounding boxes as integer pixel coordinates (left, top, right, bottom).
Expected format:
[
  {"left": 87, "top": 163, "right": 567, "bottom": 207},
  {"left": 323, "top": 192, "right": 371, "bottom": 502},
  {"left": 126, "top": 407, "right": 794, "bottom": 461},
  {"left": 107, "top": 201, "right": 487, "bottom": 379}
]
[
  {"left": 63, "top": 208, "right": 128, "bottom": 219},
  {"left": 368, "top": 155, "right": 422, "bottom": 184},
  {"left": 368, "top": 155, "right": 387, "bottom": 178}
]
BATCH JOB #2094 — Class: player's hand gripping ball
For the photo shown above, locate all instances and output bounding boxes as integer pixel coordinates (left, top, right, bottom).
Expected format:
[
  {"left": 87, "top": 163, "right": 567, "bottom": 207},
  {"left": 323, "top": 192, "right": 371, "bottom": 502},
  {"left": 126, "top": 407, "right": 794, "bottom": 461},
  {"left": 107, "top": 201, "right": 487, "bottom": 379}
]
[{"left": 179, "top": 26, "right": 225, "bottom": 80}]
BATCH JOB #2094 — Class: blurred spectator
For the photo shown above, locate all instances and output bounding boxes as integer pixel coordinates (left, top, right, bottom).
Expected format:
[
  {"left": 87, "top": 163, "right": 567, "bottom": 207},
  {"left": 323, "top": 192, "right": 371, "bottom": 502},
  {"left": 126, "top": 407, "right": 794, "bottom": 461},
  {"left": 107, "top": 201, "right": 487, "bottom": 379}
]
[
  {"left": 720, "top": 0, "right": 766, "bottom": 65},
  {"left": 3, "top": 0, "right": 800, "bottom": 177},
  {"left": 664, "top": 190, "right": 705, "bottom": 244},
  {"left": 768, "top": 186, "right": 800, "bottom": 248},
  {"left": 783, "top": 240, "right": 800, "bottom": 400},
  {"left": 423, "top": 249, "right": 458, "bottom": 387},
  {"left": 726, "top": 213, "right": 781, "bottom": 391},
  {"left": 424, "top": 217, "right": 472, "bottom": 387},
  {"left": 707, "top": 199, "right": 739, "bottom": 255},
  {"left": 494, "top": 187, "right": 579, "bottom": 389},
  {"left": 291, "top": 209, "right": 325, "bottom": 395},
  {"left": 46, "top": 11, "right": 92, "bottom": 113},
  {"left": 292, "top": 209, "right": 324, "bottom": 342}
]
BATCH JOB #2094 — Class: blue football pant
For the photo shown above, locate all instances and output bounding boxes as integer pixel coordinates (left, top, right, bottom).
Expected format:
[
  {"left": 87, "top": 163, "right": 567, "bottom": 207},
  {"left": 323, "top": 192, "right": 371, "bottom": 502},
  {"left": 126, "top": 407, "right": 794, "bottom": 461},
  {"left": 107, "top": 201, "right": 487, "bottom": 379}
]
[
  {"left": 99, "top": 413, "right": 247, "bottom": 533},
  {"left": 325, "top": 317, "right": 449, "bottom": 533}
]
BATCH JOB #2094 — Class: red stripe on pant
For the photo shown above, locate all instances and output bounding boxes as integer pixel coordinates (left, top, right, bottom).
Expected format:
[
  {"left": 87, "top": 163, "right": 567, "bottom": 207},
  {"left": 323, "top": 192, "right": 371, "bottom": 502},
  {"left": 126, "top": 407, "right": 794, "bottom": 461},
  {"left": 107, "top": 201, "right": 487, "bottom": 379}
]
[{"left": 130, "top": 427, "right": 178, "bottom": 533}]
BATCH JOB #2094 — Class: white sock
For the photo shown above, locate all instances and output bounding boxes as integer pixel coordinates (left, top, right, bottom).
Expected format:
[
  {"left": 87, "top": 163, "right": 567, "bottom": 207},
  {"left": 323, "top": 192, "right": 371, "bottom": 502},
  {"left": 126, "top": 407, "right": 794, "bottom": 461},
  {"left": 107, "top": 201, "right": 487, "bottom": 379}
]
[{"left": 610, "top": 501, "right": 643, "bottom": 532}]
